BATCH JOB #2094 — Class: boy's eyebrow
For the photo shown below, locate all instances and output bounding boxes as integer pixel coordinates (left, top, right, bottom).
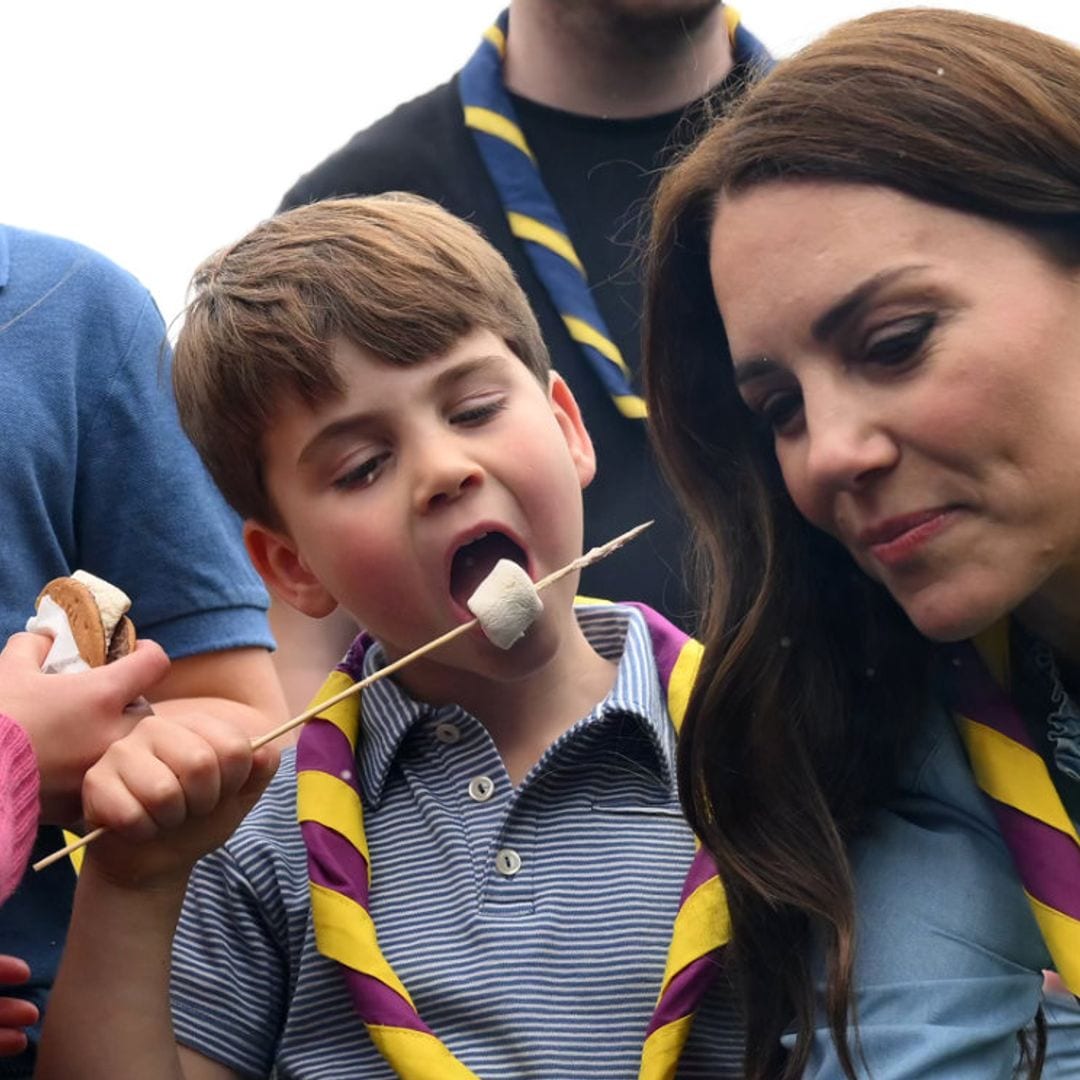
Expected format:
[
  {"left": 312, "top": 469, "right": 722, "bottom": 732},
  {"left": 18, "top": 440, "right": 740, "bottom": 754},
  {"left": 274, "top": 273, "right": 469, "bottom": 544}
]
[
  {"left": 297, "top": 353, "right": 509, "bottom": 467},
  {"left": 731, "top": 265, "right": 929, "bottom": 381},
  {"left": 432, "top": 353, "right": 506, "bottom": 390},
  {"left": 298, "top": 413, "right": 378, "bottom": 467}
]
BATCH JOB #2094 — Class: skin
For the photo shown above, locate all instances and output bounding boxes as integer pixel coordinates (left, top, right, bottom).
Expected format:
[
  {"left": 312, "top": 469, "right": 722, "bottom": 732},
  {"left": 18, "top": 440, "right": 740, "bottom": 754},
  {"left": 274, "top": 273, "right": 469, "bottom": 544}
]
[
  {"left": 0, "top": 957, "right": 36, "bottom": 1057},
  {"left": 247, "top": 328, "right": 616, "bottom": 777},
  {"left": 503, "top": 0, "right": 731, "bottom": 118},
  {"left": 268, "top": 0, "right": 735, "bottom": 713},
  {"left": 38, "top": 329, "right": 618, "bottom": 1080},
  {"left": 4, "top": 609, "right": 286, "bottom": 1076},
  {"left": 0, "top": 631, "right": 169, "bottom": 824},
  {"left": 709, "top": 181, "right": 1080, "bottom": 663}
]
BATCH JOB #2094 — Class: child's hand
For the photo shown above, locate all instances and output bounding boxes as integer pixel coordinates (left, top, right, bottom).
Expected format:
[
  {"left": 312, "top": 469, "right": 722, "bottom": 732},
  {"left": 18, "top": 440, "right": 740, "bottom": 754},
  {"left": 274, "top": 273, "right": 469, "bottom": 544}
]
[
  {"left": 80, "top": 712, "right": 280, "bottom": 888},
  {"left": 0, "top": 956, "right": 38, "bottom": 1057},
  {"left": 0, "top": 632, "right": 171, "bottom": 825}
]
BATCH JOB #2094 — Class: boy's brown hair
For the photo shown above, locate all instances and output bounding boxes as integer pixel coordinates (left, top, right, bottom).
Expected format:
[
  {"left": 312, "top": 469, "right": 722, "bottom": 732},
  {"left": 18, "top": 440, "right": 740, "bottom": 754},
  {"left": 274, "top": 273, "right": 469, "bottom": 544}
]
[{"left": 173, "top": 194, "right": 550, "bottom": 527}]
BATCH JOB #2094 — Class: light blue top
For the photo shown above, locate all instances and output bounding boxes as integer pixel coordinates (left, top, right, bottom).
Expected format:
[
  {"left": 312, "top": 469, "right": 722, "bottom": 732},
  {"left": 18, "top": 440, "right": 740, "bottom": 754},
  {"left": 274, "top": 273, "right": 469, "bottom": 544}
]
[
  {"left": 794, "top": 701, "right": 1080, "bottom": 1078},
  {"left": 170, "top": 605, "right": 744, "bottom": 1078}
]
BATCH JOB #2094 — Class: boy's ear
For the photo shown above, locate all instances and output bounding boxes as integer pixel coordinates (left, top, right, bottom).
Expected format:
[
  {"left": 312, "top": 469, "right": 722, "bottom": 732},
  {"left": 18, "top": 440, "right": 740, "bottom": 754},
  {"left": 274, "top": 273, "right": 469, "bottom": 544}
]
[
  {"left": 548, "top": 372, "right": 596, "bottom": 489},
  {"left": 244, "top": 521, "right": 338, "bottom": 619}
]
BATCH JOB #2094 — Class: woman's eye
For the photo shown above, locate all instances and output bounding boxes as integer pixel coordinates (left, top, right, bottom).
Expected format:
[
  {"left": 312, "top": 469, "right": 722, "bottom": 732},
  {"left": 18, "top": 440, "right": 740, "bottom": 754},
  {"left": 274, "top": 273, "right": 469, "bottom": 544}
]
[
  {"left": 863, "top": 314, "right": 936, "bottom": 367},
  {"left": 332, "top": 454, "right": 387, "bottom": 491},
  {"left": 451, "top": 397, "right": 507, "bottom": 426},
  {"left": 759, "top": 390, "right": 804, "bottom": 434}
]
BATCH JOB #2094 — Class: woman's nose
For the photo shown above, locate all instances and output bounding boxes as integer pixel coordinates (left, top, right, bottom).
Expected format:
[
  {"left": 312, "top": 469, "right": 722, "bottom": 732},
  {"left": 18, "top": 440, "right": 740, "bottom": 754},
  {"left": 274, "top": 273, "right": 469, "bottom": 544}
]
[{"left": 799, "top": 395, "right": 898, "bottom": 496}]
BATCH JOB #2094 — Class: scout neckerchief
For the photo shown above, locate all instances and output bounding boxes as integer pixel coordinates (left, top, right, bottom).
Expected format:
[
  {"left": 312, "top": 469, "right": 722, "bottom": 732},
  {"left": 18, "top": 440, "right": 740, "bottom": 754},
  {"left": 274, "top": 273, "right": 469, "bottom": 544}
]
[
  {"left": 458, "top": 8, "right": 771, "bottom": 420},
  {"left": 296, "top": 603, "right": 729, "bottom": 1079},
  {"left": 945, "top": 622, "right": 1080, "bottom": 994}
]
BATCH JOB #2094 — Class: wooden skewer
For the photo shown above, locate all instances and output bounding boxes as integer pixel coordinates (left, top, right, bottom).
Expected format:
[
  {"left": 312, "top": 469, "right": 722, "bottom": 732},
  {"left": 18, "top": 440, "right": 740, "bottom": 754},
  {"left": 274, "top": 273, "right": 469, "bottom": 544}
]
[{"left": 33, "top": 520, "right": 653, "bottom": 873}]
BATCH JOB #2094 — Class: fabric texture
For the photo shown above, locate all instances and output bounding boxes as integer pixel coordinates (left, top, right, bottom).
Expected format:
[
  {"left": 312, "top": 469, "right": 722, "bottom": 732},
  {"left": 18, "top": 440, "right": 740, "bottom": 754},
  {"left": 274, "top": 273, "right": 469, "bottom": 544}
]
[
  {"left": 295, "top": 602, "right": 723, "bottom": 1078},
  {"left": 0, "top": 224, "right": 274, "bottom": 1076},
  {"left": 279, "top": 18, "right": 770, "bottom": 628},
  {"left": 171, "top": 604, "right": 744, "bottom": 1078},
  {"left": 0, "top": 714, "right": 38, "bottom": 906},
  {"left": 945, "top": 625, "right": 1080, "bottom": 994},
  {"left": 792, "top": 700, "right": 1080, "bottom": 1078},
  {"left": 458, "top": 7, "right": 770, "bottom": 421}
]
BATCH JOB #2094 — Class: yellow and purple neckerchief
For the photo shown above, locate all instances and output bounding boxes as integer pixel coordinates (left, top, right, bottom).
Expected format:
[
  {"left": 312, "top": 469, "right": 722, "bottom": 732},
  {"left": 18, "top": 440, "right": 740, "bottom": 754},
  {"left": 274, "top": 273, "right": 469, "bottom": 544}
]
[
  {"left": 945, "top": 622, "right": 1080, "bottom": 993},
  {"left": 457, "top": 8, "right": 771, "bottom": 421},
  {"left": 296, "top": 604, "right": 729, "bottom": 1079}
]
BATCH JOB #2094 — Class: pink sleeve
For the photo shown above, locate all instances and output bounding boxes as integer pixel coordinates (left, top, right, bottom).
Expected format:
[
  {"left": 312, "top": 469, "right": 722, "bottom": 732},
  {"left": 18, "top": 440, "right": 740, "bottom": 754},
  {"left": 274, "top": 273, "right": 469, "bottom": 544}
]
[{"left": 0, "top": 712, "right": 40, "bottom": 905}]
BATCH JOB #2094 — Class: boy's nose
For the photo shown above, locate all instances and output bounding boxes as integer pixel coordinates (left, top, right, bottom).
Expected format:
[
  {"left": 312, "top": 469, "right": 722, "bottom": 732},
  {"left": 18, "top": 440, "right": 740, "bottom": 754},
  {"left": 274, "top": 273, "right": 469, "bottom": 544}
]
[{"left": 413, "top": 445, "right": 484, "bottom": 513}]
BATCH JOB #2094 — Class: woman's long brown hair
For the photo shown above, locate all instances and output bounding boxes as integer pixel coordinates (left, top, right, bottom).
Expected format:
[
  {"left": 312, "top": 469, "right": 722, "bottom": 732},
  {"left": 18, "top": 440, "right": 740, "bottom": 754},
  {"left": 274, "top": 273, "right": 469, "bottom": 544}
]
[{"left": 643, "top": 9, "right": 1080, "bottom": 1077}]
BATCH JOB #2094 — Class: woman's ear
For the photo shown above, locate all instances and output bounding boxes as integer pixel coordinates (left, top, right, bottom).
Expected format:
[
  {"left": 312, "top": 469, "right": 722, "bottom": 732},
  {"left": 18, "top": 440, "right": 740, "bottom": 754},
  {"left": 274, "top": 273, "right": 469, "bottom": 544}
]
[
  {"left": 548, "top": 372, "right": 597, "bottom": 489},
  {"left": 244, "top": 521, "right": 338, "bottom": 619}
]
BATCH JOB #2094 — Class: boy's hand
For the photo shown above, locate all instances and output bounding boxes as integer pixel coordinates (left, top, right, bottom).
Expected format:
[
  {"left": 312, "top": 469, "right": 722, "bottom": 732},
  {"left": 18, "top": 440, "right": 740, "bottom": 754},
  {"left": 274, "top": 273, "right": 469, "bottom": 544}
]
[
  {"left": 80, "top": 713, "right": 280, "bottom": 888},
  {"left": 0, "top": 956, "right": 38, "bottom": 1057},
  {"left": 0, "top": 632, "right": 171, "bottom": 824}
]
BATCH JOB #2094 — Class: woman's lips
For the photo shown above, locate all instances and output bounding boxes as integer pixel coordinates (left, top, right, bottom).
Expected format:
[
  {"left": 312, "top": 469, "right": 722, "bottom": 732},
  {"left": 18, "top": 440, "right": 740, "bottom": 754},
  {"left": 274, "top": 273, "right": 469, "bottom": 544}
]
[{"left": 858, "top": 507, "right": 960, "bottom": 567}]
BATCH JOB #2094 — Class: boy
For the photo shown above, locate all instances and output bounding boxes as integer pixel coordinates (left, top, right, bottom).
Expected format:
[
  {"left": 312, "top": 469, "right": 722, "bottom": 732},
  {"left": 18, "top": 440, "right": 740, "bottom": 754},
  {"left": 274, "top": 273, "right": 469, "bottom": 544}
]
[{"left": 37, "top": 196, "right": 741, "bottom": 1078}]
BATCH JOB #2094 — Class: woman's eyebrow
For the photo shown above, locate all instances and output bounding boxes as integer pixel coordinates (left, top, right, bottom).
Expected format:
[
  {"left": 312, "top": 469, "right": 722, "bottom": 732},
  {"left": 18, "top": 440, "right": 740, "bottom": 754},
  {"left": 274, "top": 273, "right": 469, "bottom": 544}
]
[
  {"left": 733, "top": 357, "right": 779, "bottom": 387},
  {"left": 811, "top": 265, "right": 929, "bottom": 344},
  {"left": 731, "top": 265, "right": 931, "bottom": 380}
]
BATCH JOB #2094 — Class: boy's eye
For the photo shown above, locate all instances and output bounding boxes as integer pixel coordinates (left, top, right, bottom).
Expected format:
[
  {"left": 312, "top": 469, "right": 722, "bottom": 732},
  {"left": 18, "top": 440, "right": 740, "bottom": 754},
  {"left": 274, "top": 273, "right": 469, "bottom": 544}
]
[
  {"left": 862, "top": 314, "right": 936, "bottom": 368},
  {"left": 332, "top": 453, "right": 388, "bottom": 491},
  {"left": 450, "top": 396, "right": 507, "bottom": 426}
]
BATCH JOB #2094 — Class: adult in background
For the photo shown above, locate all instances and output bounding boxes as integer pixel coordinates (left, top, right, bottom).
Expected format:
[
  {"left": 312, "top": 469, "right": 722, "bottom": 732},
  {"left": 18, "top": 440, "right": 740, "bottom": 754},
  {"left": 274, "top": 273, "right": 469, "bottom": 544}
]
[
  {"left": 643, "top": 8, "right": 1080, "bottom": 1078},
  {"left": 276, "top": 1, "right": 770, "bottom": 709},
  {"left": 0, "top": 224, "right": 287, "bottom": 1076}
]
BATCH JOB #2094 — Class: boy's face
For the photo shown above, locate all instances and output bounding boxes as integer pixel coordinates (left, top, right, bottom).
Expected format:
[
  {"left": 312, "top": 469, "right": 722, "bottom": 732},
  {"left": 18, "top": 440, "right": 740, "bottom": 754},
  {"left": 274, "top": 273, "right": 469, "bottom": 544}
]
[{"left": 247, "top": 328, "right": 596, "bottom": 688}]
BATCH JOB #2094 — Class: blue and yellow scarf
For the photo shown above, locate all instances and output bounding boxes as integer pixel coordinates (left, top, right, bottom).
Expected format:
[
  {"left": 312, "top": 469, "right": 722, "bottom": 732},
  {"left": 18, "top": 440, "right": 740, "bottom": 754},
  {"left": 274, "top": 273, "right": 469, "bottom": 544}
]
[{"left": 458, "top": 8, "right": 771, "bottom": 420}]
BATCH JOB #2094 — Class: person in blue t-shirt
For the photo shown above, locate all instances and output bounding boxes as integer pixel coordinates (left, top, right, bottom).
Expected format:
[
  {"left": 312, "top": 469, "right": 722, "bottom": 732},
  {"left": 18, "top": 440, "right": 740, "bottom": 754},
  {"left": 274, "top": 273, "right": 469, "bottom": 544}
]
[{"left": 0, "top": 225, "right": 287, "bottom": 1075}]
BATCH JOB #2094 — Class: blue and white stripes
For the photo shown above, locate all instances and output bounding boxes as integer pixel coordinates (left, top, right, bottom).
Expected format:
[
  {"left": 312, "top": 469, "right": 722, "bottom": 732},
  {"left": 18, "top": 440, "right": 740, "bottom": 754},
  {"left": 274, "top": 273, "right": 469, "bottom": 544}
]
[{"left": 170, "top": 605, "right": 742, "bottom": 1077}]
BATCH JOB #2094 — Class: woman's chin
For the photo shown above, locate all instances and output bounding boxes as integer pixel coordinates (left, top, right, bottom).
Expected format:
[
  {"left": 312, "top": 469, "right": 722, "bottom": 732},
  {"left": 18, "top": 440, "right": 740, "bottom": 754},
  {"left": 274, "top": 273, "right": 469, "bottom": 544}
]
[
  {"left": 889, "top": 578, "right": 1006, "bottom": 643},
  {"left": 898, "top": 588, "right": 1006, "bottom": 644}
]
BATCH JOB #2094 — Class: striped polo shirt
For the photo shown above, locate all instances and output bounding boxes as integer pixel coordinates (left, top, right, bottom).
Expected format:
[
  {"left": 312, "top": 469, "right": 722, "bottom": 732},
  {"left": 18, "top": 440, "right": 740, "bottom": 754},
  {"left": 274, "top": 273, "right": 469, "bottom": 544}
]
[{"left": 170, "top": 604, "right": 743, "bottom": 1077}]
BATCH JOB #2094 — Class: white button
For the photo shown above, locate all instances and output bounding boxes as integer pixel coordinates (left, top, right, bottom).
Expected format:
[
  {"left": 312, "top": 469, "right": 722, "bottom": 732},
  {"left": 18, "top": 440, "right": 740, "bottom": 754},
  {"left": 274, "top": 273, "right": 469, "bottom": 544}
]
[
  {"left": 434, "top": 721, "right": 461, "bottom": 744},
  {"left": 468, "top": 775, "right": 495, "bottom": 802},
  {"left": 495, "top": 848, "right": 522, "bottom": 877}
]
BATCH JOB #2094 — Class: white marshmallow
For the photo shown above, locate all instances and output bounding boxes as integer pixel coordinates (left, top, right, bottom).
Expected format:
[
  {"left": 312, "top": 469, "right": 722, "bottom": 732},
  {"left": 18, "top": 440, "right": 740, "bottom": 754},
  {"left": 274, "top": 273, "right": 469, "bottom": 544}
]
[
  {"left": 71, "top": 569, "right": 131, "bottom": 642},
  {"left": 466, "top": 559, "right": 543, "bottom": 649}
]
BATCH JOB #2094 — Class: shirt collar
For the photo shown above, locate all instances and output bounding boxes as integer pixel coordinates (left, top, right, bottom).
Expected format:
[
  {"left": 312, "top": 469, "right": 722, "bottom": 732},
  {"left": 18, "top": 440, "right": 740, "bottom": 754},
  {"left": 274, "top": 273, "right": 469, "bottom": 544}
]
[{"left": 356, "top": 603, "right": 674, "bottom": 806}]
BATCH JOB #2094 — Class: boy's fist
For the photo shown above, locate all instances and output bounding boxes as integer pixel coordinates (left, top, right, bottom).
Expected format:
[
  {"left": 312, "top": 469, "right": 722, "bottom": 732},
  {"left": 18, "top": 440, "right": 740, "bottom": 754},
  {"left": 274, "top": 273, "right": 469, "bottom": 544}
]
[{"left": 81, "top": 712, "right": 279, "bottom": 887}]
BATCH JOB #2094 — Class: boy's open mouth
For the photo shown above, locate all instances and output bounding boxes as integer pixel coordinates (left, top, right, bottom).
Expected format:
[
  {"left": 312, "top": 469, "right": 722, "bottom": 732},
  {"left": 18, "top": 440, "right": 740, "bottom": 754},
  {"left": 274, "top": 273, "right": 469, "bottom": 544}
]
[{"left": 449, "top": 531, "right": 528, "bottom": 607}]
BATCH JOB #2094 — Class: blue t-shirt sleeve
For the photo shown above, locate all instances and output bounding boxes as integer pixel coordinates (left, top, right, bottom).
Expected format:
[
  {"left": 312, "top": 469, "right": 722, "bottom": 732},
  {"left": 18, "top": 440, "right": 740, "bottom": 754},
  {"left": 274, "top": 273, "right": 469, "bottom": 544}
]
[
  {"left": 74, "top": 285, "right": 272, "bottom": 658},
  {"left": 791, "top": 708, "right": 1073, "bottom": 1078}
]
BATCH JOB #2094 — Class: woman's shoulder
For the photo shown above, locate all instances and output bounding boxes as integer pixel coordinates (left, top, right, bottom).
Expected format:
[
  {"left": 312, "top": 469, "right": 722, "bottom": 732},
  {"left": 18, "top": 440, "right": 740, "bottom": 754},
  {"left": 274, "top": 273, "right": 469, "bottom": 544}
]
[{"left": 846, "top": 697, "right": 1051, "bottom": 980}]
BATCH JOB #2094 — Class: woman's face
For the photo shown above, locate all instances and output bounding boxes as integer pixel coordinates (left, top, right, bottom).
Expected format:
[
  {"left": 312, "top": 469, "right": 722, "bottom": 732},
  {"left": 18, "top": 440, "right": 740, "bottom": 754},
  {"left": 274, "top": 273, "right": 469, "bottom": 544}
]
[{"left": 709, "top": 181, "right": 1080, "bottom": 642}]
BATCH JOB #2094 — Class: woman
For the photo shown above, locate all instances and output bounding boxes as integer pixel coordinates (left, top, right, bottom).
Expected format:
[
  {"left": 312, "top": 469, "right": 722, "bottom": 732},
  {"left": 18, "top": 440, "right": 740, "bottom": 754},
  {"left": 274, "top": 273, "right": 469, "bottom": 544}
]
[{"left": 643, "top": 8, "right": 1080, "bottom": 1079}]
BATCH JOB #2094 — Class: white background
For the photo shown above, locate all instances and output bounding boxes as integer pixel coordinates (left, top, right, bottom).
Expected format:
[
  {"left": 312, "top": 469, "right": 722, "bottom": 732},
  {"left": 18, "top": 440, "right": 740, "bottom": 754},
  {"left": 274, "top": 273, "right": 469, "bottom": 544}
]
[{"left": 4, "top": 1, "right": 1079, "bottom": 329}]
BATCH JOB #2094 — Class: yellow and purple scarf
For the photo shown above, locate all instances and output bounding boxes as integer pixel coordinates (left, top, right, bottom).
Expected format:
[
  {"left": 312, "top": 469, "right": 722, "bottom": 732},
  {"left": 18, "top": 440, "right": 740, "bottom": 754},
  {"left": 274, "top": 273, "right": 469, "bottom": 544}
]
[
  {"left": 296, "top": 604, "right": 728, "bottom": 1078},
  {"left": 946, "top": 623, "right": 1080, "bottom": 993}
]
